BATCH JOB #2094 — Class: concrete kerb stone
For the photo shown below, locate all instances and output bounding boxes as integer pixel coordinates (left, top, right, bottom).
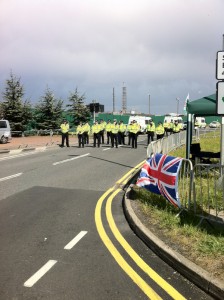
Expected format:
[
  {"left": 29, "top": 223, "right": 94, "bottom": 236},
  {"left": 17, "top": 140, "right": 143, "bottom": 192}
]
[{"left": 123, "top": 186, "right": 224, "bottom": 300}]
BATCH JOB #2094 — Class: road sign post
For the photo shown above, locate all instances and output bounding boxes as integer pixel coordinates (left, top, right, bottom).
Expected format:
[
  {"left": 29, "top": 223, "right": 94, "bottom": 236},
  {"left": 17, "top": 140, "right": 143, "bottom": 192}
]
[{"left": 216, "top": 51, "right": 224, "bottom": 80}]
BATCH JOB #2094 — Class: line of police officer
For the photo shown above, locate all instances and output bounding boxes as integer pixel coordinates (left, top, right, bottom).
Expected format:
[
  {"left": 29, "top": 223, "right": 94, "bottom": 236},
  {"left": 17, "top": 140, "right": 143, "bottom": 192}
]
[
  {"left": 146, "top": 119, "right": 181, "bottom": 144},
  {"left": 61, "top": 118, "right": 182, "bottom": 149},
  {"left": 76, "top": 119, "right": 141, "bottom": 149}
]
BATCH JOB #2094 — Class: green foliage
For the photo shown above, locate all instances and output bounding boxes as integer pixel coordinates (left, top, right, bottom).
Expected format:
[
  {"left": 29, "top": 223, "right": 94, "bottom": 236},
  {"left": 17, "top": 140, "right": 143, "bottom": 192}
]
[
  {"left": 0, "top": 72, "right": 32, "bottom": 131},
  {"left": 66, "top": 88, "right": 91, "bottom": 126},
  {"left": 34, "top": 87, "right": 63, "bottom": 130}
]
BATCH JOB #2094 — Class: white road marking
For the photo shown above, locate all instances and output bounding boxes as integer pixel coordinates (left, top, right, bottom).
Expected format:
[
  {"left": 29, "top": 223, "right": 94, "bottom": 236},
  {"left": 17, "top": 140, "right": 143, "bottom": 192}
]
[
  {"left": 64, "top": 231, "right": 88, "bottom": 250},
  {"left": 103, "top": 147, "right": 111, "bottom": 151},
  {"left": 0, "top": 173, "right": 23, "bottom": 182},
  {"left": 24, "top": 260, "right": 57, "bottom": 288},
  {"left": 0, "top": 149, "right": 46, "bottom": 161},
  {"left": 53, "top": 153, "right": 90, "bottom": 165}
]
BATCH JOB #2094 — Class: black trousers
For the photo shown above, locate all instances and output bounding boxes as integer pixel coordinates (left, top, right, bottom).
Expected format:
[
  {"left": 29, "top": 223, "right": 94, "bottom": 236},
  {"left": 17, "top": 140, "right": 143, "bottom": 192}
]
[
  {"left": 157, "top": 134, "right": 164, "bottom": 140},
  {"left": 83, "top": 132, "right": 89, "bottom": 144},
  {"left": 111, "top": 133, "right": 118, "bottom": 148},
  {"left": 93, "top": 133, "right": 100, "bottom": 147},
  {"left": 100, "top": 130, "right": 104, "bottom": 144},
  {"left": 107, "top": 132, "right": 111, "bottom": 144},
  {"left": 118, "top": 132, "right": 125, "bottom": 145},
  {"left": 78, "top": 133, "right": 84, "bottom": 147},
  {"left": 147, "top": 132, "right": 154, "bottom": 144},
  {"left": 132, "top": 133, "right": 138, "bottom": 148},
  {"left": 61, "top": 132, "right": 69, "bottom": 147}
]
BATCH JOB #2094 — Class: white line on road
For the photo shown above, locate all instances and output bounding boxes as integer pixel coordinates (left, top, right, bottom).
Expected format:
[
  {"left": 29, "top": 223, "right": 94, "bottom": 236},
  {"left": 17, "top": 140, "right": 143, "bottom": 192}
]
[
  {"left": 0, "top": 172, "right": 23, "bottom": 182},
  {"left": 24, "top": 260, "right": 57, "bottom": 288},
  {"left": 53, "top": 153, "right": 90, "bottom": 165},
  {"left": 64, "top": 231, "right": 88, "bottom": 250},
  {"left": 0, "top": 149, "right": 46, "bottom": 161}
]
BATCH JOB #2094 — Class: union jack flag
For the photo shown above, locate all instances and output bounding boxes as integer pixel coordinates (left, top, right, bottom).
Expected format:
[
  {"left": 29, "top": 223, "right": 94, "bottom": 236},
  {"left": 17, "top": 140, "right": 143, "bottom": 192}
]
[{"left": 136, "top": 153, "right": 183, "bottom": 208}]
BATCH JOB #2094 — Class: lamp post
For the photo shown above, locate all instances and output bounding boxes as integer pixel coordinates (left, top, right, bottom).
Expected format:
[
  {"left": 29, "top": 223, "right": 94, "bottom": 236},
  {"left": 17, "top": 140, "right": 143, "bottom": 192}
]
[
  {"left": 148, "top": 94, "right": 150, "bottom": 115},
  {"left": 176, "top": 97, "right": 180, "bottom": 115}
]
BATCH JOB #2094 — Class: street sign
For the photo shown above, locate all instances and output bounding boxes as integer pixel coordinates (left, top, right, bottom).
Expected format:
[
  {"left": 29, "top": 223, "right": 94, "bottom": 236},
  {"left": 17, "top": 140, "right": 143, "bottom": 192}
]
[
  {"left": 217, "top": 81, "right": 224, "bottom": 115},
  {"left": 216, "top": 51, "right": 224, "bottom": 80}
]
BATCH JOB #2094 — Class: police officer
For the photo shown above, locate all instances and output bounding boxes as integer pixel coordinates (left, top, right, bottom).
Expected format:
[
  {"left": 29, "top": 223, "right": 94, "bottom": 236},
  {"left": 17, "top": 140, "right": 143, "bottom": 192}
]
[
  {"left": 92, "top": 120, "right": 101, "bottom": 147},
  {"left": 131, "top": 120, "right": 140, "bottom": 149},
  {"left": 83, "top": 121, "right": 90, "bottom": 144},
  {"left": 155, "top": 122, "right": 164, "bottom": 140},
  {"left": 163, "top": 120, "right": 169, "bottom": 136},
  {"left": 173, "top": 120, "right": 181, "bottom": 133},
  {"left": 127, "top": 121, "right": 133, "bottom": 145},
  {"left": 105, "top": 119, "right": 112, "bottom": 144},
  {"left": 110, "top": 120, "right": 119, "bottom": 148},
  {"left": 118, "top": 120, "right": 126, "bottom": 145},
  {"left": 146, "top": 119, "right": 155, "bottom": 144},
  {"left": 76, "top": 121, "right": 85, "bottom": 148},
  {"left": 60, "top": 119, "right": 70, "bottom": 147}
]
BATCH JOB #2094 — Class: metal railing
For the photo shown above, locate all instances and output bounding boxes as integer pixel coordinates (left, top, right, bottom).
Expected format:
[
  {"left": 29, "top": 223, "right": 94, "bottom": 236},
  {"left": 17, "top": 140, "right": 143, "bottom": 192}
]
[{"left": 146, "top": 131, "right": 224, "bottom": 224}]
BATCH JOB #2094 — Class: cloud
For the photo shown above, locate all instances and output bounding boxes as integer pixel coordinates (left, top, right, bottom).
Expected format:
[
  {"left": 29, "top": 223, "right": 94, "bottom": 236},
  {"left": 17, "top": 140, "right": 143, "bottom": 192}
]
[{"left": 0, "top": 0, "right": 223, "bottom": 114}]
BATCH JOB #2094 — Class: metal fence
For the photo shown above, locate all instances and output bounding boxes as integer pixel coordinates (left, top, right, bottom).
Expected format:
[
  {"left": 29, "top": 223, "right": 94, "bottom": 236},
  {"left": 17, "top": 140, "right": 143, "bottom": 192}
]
[{"left": 146, "top": 131, "right": 224, "bottom": 224}]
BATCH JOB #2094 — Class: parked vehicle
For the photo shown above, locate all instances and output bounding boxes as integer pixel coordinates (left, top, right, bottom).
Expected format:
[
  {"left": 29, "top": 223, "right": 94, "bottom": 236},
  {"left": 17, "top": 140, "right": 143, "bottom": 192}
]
[
  {"left": 128, "top": 115, "right": 152, "bottom": 133},
  {"left": 163, "top": 113, "right": 184, "bottom": 130},
  {"left": 209, "top": 121, "right": 221, "bottom": 128},
  {"left": 195, "top": 117, "right": 206, "bottom": 129},
  {"left": 183, "top": 121, "right": 187, "bottom": 130},
  {"left": 0, "top": 119, "right": 12, "bottom": 144}
]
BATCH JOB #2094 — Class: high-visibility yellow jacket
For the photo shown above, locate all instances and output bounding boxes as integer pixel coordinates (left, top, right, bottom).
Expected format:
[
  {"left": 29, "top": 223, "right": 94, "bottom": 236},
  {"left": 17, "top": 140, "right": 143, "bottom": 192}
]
[
  {"left": 83, "top": 123, "right": 90, "bottom": 134},
  {"left": 155, "top": 124, "right": 164, "bottom": 135},
  {"left": 60, "top": 123, "right": 69, "bottom": 133},
  {"left": 173, "top": 123, "right": 181, "bottom": 133},
  {"left": 119, "top": 123, "right": 127, "bottom": 132},
  {"left": 146, "top": 122, "right": 155, "bottom": 132},
  {"left": 127, "top": 124, "right": 132, "bottom": 132},
  {"left": 105, "top": 123, "right": 112, "bottom": 132},
  {"left": 76, "top": 124, "right": 85, "bottom": 134},
  {"left": 168, "top": 122, "right": 173, "bottom": 130},
  {"left": 130, "top": 123, "right": 140, "bottom": 134},
  {"left": 111, "top": 123, "right": 119, "bottom": 134},
  {"left": 92, "top": 124, "right": 101, "bottom": 134},
  {"left": 163, "top": 122, "right": 169, "bottom": 129}
]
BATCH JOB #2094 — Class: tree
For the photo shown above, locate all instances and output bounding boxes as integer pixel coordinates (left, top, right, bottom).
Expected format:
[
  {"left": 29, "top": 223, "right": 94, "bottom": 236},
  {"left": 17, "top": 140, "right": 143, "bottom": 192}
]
[
  {"left": 66, "top": 88, "right": 91, "bottom": 126},
  {"left": 34, "top": 87, "right": 63, "bottom": 129},
  {"left": 1, "top": 72, "right": 25, "bottom": 131}
]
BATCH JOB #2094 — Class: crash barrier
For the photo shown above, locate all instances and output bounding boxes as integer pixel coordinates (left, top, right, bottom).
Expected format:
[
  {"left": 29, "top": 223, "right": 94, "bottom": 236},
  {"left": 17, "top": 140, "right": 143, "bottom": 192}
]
[{"left": 146, "top": 132, "right": 224, "bottom": 224}]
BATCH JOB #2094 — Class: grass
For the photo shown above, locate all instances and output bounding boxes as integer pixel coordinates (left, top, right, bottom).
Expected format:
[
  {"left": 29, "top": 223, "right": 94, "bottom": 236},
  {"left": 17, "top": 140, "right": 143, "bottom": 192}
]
[{"left": 133, "top": 131, "right": 224, "bottom": 280}]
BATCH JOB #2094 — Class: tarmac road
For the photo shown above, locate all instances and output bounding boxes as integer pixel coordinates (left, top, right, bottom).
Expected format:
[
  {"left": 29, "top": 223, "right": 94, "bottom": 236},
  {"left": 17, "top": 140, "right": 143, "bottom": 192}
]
[{"left": 0, "top": 136, "right": 217, "bottom": 299}]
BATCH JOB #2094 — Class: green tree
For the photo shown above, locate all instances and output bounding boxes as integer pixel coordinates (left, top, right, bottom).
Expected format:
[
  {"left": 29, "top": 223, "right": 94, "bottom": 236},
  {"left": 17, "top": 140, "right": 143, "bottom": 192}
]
[
  {"left": 34, "top": 87, "right": 63, "bottom": 129},
  {"left": 1, "top": 72, "right": 25, "bottom": 131},
  {"left": 66, "top": 88, "right": 91, "bottom": 126}
]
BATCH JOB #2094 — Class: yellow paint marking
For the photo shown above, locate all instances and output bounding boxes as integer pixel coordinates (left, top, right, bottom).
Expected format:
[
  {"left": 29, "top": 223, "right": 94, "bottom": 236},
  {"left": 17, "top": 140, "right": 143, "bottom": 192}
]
[
  {"left": 106, "top": 188, "right": 187, "bottom": 300},
  {"left": 116, "top": 160, "right": 145, "bottom": 185},
  {"left": 95, "top": 189, "right": 162, "bottom": 300}
]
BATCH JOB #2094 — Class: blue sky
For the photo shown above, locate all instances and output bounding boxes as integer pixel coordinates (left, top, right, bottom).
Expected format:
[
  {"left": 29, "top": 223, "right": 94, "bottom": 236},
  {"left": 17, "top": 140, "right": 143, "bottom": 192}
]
[{"left": 0, "top": 0, "right": 223, "bottom": 115}]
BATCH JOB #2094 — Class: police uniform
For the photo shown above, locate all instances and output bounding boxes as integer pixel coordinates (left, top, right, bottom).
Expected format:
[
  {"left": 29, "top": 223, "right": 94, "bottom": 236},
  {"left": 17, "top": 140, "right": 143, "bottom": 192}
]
[{"left": 60, "top": 120, "right": 70, "bottom": 147}]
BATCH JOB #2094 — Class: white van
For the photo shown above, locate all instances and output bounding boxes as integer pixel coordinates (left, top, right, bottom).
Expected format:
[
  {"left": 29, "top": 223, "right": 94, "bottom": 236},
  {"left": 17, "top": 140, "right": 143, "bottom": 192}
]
[
  {"left": 128, "top": 116, "right": 152, "bottom": 133},
  {"left": 163, "top": 114, "right": 184, "bottom": 130},
  {"left": 0, "top": 120, "right": 12, "bottom": 144},
  {"left": 195, "top": 117, "right": 206, "bottom": 129}
]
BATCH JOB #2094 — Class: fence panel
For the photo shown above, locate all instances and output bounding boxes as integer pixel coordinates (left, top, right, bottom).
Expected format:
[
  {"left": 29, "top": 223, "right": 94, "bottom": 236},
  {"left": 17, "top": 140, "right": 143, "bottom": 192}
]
[{"left": 192, "top": 164, "right": 224, "bottom": 223}]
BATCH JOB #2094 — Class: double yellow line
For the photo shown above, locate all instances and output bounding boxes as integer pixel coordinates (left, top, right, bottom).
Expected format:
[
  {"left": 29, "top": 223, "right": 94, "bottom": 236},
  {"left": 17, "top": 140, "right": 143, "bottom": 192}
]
[{"left": 95, "top": 161, "right": 186, "bottom": 300}]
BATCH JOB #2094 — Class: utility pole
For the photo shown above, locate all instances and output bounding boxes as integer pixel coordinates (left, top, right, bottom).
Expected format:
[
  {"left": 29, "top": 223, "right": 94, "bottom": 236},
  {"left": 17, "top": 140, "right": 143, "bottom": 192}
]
[
  {"left": 113, "top": 87, "right": 115, "bottom": 113},
  {"left": 176, "top": 97, "right": 180, "bottom": 115}
]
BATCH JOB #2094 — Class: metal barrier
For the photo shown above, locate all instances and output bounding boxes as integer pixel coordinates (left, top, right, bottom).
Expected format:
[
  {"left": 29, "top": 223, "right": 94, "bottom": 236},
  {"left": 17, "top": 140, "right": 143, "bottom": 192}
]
[
  {"left": 146, "top": 131, "right": 224, "bottom": 224},
  {"left": 192, "top": 163, "right": 224, "bottom": 224}
]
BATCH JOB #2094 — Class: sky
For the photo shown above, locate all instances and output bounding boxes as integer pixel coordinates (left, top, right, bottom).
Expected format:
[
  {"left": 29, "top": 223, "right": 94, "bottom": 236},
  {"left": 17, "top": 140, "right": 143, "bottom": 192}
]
[{"left": 0, "top": 0, "right": 223, "bottom": 115}]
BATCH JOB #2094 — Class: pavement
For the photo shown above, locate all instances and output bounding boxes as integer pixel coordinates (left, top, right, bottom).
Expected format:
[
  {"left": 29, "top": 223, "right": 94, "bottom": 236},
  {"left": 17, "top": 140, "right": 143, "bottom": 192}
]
[{"left": 1, "top": 136, "right": 224, "bottom": 299}]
